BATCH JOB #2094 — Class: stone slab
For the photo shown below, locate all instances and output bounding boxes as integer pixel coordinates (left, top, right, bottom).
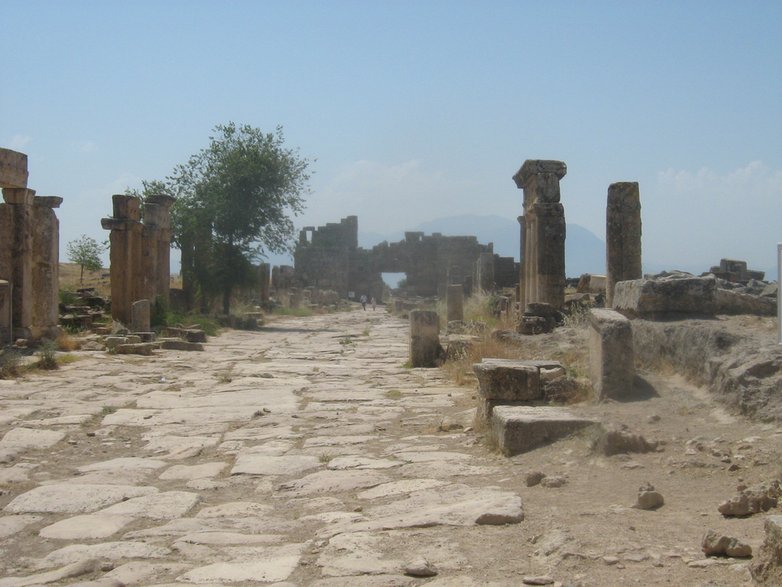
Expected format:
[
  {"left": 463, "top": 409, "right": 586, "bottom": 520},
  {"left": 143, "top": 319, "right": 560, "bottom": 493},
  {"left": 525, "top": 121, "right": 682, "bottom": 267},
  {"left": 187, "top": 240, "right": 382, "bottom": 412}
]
[
  {"left": 0, "top": 514, "right": 42, "bottom": 539},
  {"left": 612, "top": 275, "right": 717, "bottom": 316},
  {"left": 177, "top": 543, "right": 304, "bottom": 583},
  {"left": 39, "top": 514, "right": 135, "bottom": 539},
  {"left": 490, "top": 406, "right": 600, "bottom": 455},
  {"left": 0, "top": 427, "right": 66, "bottom": 451},
  {"left": 98, "top": 490, "right": 200, "bottom": 519},
  {"left": 159, "top": 461, "right": 228, "bottom": 480},
  {"left": 473, "top": 359, "right": 543, "bottom": 401},
  {"left": 231, "top": 454, "right": 321, "bottom": 476},
  {"left": 4, "top": 483, "right": 157, "bottom": 514},
  {"left": 38, "top": 541, "right": 170, "bottom": 569},
  {"left": 0, "top": 148, "right": 28, "bottom": 189}
]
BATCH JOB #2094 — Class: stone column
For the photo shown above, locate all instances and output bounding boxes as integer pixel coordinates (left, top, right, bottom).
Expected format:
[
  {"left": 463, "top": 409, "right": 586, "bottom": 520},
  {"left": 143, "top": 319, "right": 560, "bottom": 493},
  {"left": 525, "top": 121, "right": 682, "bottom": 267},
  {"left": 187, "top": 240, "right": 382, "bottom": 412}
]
[
  {"left": 446, "top": 284, "right": 464, "bottom": 322},
  {"left": 513, "top": 160, "right": 567, "bottom": 310},
  {"left": 31, "top": 196, "right": 63, "bottom": 339},
  {"left": 143, "top": 194, "right": 175, "bottom": 304},
  {"left": 131, "top": 299, "right": 151, "bottom": 333},
  {"left": 606, "top": 182, "right": 642, "bottom": 307},
  {"left": 102, "top": 195, "right": 143, "bottom": 326},
  {"left": 1, "top": 187, "right": 35, "bottom": 339},
  {"left": 409, "top": 310, "right": 442, "bottom": 368},
  {"left": 259, "top": 263, "right": 271, "bottom": 302},
  {"left": 0, "top": 280, "right": 10, "bottom": 344},
  {"left": 588, "top": 309, "right": 635, "bottom": 401},
  {"left": 477, "top": 252, "right": 495, "bottom": 292}
]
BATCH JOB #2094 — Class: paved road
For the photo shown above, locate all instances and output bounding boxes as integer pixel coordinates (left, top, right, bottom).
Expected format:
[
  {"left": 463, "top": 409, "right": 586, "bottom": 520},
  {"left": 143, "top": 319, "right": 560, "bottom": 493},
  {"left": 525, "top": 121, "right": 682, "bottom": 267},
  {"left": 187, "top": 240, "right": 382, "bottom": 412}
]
[{"left": 0, "top": 309, "right": 524, "bottom": 586}]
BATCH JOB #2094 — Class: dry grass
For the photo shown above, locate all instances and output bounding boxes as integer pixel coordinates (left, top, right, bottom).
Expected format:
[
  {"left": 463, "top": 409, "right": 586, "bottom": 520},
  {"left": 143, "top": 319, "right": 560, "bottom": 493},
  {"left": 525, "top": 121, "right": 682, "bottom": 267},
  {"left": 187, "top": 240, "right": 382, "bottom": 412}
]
[{"left": 56, "top": 332, "right": 81, "bottom": 352}]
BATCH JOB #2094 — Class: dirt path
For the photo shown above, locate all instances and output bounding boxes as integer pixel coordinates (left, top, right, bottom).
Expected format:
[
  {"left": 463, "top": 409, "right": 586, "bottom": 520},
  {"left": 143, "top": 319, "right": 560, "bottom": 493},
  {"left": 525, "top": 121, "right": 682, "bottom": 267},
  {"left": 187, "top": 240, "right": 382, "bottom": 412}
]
[{"left": 0, "top": 308, "right": 779, "bottom": 586}]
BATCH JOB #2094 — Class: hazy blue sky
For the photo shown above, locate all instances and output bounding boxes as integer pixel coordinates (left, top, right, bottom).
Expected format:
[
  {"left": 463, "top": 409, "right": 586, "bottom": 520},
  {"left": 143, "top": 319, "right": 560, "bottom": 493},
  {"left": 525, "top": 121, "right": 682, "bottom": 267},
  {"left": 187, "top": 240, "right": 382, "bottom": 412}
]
[{"left": 3, "top": 0, "right": 781, "bottom": 275}]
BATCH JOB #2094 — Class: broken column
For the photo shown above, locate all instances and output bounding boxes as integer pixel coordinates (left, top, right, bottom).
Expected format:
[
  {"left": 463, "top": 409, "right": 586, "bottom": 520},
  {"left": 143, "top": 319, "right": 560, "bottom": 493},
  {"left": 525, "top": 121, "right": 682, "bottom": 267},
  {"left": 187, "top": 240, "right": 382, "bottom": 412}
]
[
  {"left": 102, "top": 195, "right": 143, "bottom": 325},
  {"left": 409, "top": 310, "right": 442, "bottom": 368},
  {"left": 259, "top": 263, "right": 271, "bottom": 303},
  {"left": 606, "top": 182, "right": 642, "bottom": 307},
  {"left": 588, "top": 308, "right": 635, "bottom": 400},
  {"left": 446, "top": 284, "right": 464, "bottom": 322},
  {"left": 31, "top": 196, "right": 63, "bottom": 339},
  {"left": 476, "top": 252, "right": 495, "bottom": 292},
  {"left": 141, "top": 194, "right": 175, "bottom": 304},
  {"left": 513, "top": 160, "right": 567, "bottom": 310}
]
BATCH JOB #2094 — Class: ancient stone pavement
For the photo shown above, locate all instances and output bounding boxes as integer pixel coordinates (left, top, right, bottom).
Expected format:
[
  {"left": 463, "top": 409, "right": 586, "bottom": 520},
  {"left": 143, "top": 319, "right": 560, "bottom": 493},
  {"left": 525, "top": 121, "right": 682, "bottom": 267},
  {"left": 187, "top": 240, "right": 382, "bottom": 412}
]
[
  {"left": 0, "top": 310, "right": 526, "bottom": 586},
  {"left": 0, "top": 309, "right": 770, "bottom": 586}
]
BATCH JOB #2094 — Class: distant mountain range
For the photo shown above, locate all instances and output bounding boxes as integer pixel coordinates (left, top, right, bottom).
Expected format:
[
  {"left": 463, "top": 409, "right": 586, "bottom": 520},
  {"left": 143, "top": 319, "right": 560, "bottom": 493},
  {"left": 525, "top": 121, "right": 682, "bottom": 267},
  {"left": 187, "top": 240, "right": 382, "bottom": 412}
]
[{"left": 360, "top": 214, "right": 606, "bottom": 278}]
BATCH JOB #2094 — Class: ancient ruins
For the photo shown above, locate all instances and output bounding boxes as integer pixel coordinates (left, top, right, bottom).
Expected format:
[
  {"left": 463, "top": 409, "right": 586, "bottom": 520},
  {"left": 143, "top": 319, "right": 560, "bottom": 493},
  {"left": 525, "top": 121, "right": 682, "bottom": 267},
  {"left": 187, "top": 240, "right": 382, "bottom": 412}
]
[
  {"left": 101, "top": 193, "right": 175, "bottom": 327},
  {"left": 0, "top": 148, "right": 62, "bottom": 343},
  {"left": 293, "top": 215, "right": 517, "bottom": 301},
  {"left": 1, "top": 147, "right": 781, "bottom": 585}
]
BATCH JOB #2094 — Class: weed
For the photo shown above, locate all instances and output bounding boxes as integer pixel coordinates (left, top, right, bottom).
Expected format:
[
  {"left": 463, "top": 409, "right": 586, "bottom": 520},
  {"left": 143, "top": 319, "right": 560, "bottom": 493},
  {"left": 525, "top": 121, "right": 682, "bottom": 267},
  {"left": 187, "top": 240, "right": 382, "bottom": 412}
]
[
  {"left": 215, "top": 371, "right": 233, "bottom": 384},
  {"left": 0, "top": 349, "right": 22, "bottom": 379},
  {"left": 361, "top": 327, "right": 370, "bottom": 337},
  {"left": 319, "top": 453, "right": 334, "bottom": 464},
  {"left": 36, "top": 341, "right": 59, "bottom": 370},
  {"left": 56, "top": 332, "right": 80, "bottom": 352},
  {"left": 100, "top": 405, "right": 117, "bottom": 415},
  {"left": 386, "top": 389, "right": 402, "bottom": 399},
  {"left": 56, "top": 354, "right": 79, "bottom": 366}
]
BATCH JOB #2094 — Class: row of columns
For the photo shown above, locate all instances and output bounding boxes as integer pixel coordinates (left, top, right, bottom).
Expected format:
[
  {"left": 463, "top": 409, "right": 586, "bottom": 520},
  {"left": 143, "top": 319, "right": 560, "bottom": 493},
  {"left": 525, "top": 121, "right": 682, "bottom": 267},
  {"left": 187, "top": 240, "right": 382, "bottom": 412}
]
[
  {"left": 513, "top": 159, "right": 642, "bottom": 311},
  {"left": 101, "top": 193, "right": 174, "bottom": 326},
  {"left": 0, "top": 148, "right": 62, "bottom": 341}
]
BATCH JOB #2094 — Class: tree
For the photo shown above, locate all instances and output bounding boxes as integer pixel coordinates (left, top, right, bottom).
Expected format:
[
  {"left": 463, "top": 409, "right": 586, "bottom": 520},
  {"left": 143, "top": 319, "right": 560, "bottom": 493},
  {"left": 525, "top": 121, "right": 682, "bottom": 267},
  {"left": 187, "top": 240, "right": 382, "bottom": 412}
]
[
  {"left": 66, "top": 235, "right": 104, "bottom": 285},
  {"left": 168, "top": 122, "right": 310, "bottom": 314}
]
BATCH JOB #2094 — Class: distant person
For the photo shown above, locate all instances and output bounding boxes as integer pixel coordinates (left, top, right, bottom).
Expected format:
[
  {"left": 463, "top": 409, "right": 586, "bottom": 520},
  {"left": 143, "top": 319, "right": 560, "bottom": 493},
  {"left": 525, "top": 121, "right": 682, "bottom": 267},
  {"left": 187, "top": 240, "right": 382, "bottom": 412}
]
[
  {"left": 360, "top": 294, "right": 367, "bottom": 310},
  {"left": 371, "top": 296, "right": 376, "bottom": 311}
]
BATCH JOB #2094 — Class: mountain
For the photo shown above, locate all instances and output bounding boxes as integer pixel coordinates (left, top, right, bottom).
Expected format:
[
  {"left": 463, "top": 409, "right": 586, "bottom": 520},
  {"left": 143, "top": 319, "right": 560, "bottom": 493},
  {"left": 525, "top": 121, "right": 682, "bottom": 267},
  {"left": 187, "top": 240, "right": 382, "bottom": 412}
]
[{"left": 360, "top": 214, "right": 606, "bottom": 278}]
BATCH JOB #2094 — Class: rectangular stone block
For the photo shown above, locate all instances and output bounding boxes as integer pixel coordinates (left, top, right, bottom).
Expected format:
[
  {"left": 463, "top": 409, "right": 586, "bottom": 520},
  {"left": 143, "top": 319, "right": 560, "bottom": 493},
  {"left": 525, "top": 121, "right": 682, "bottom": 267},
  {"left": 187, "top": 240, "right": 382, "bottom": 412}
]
[
  {"left": 0, "top": 148, "right": 28, "bottom": 189},
  {"left": 613, "top": 275, "right": 716, "bottom": 317},
  {"left": 473, "top": 359, "right": 542, "bottom": 401},
  {"left": 2, "top": 187, "right": 35, "bottom": 205},
  {"left": 588, "top": 308, "right": 635, "bottom": 401},
  {"left": 490, "top": 406, "right": 599, "bottom": 456}
]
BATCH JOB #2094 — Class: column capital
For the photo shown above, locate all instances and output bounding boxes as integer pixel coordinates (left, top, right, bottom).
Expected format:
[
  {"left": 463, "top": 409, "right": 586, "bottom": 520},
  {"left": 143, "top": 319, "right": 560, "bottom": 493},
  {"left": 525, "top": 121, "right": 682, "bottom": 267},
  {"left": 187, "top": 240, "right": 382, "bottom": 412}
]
[
  {"left": 513, "top": 160, "right": 567, "bottom": 189},
  {"left": 2, "top": 187, "right": 36, "bottom": 205}
]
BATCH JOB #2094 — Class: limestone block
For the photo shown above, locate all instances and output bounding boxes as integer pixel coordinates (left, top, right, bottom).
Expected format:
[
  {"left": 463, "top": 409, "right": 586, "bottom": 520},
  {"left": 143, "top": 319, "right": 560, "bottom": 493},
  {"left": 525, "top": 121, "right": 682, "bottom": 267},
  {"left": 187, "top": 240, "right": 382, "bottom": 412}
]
[
  {"left": 0, "top": 280, "right": 10, "bottom": 343},
  {"left": 750, "top": 515, "right": 782, "bottom": 585},
  {"left": 115, "top": 343, "right": 155, "bottom": 355},
  {"left": 131, "top": 299, "right": 151, "bottom": 333},
  {"left": 446, "top": 284, "right": 464, "bottom": 322},
  {"left": 112, "top": 194, "right": 141, "bottom": 221},
  {"left": 159, "top": 339, "right": 204, "bottom": 352},
  {"left": 606, "top": 182, "right": 642, "bottom": 307},
  {"left": 0, "top": 148, "right": 28, "bottom": 188},
  {"left": 612, "top": 275, "right": 716, "bottom": 317},
  {"left": 2, "top": 187, "right": 35, "bottom": 205},
  {"left": 513, "top": 160, "right": 567, "bottom": 189},
  {"left": 588, "top": 309, "right": 635, "bottom": 401},
  {"left": 715, "top": 288, "right": 777, "bottom": 316},
  {"left": 473, "top": 359, "right": 542, "bottom": 401},
  {"left": 409, "top": 310, "right": 442, "bottom": 368},
  {"left": 490, "top": 406, "right": 599, "bottom": 456}
]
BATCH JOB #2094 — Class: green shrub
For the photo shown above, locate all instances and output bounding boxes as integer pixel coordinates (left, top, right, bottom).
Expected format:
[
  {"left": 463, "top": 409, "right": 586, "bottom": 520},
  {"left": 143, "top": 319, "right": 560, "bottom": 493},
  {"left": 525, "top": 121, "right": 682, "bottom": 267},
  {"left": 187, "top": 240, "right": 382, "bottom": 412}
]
[
  {"left": 36, "top": 341, "right": 59, "bottom": 370},
  {"left": 0, "top": 349, "right": 22, "bottom": 379}
]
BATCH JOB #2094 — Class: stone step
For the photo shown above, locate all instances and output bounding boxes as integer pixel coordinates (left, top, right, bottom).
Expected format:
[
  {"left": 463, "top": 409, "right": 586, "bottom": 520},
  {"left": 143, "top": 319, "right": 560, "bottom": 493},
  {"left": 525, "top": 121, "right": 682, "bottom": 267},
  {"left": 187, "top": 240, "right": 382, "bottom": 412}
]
[{"left": 490, "top": 406, "right": 600, "bottom": 456}]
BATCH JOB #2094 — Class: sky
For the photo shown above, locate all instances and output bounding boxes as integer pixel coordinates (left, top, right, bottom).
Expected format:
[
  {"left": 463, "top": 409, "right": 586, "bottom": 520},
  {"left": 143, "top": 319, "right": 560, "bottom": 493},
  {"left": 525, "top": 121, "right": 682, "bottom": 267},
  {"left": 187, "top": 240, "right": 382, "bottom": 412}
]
[{"left": 2, "top": 0, "right": 781, "bottom": 277}]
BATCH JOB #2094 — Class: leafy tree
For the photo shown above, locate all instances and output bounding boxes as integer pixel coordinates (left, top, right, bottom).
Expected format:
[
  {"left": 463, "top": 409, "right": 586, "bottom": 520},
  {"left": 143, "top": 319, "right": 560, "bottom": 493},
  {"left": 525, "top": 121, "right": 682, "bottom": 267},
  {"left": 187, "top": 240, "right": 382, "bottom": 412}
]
[
  {"left": 66, "top": 235, "right": 105, "bottom": 285},
  {"left": 168, "top": 122, "right": 310, "bottom": 314}
]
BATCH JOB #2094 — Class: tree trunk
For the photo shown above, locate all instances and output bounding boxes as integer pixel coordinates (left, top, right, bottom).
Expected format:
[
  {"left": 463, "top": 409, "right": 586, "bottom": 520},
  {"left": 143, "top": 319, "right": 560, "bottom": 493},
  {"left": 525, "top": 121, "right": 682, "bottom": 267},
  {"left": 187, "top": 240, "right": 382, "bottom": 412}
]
[{"left": 222, "top": 284, "right": 232, "bottom": 316}]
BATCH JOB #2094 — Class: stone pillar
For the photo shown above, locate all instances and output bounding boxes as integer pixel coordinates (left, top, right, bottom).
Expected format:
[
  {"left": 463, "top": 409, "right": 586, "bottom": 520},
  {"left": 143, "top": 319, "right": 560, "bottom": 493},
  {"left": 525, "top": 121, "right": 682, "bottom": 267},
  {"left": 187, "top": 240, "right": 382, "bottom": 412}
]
[
  {"left": 606, "top": 182, "right": 642, "bottom": 307},
  {"left": 131, "top": 299, "right": 151, "bottom": 333},
  {"left": 0, "top": 280, "right": 10, "bottom": 344},
  {"left": 31, "top": 196, "right": 63, "bottom": 339},
  {"left": 143, "top": 194, "right": 175, "bottom": 304},
  {"left": 588, "top": 308, "right": 635, "bottom": 401},
  {"left": 1, "top": 187, "right": 35, "bottom": 339},
  {"left": 513, "top": 160, "right": 567, "bottom": 310},
  {"left": 259, "top": 263, "right": 271, "bottom": 302},
  {"left": 409, "top": 310, "right": 442, "bottom": 368},
  {"left": 446, "top": 284, "right": 464, "bottom": 322},
  {"left": 476, "top": 252, "right": 495, "bottom": 292},
  {"left": 102, "top": 195, "right": 143, "bottom": 326}
]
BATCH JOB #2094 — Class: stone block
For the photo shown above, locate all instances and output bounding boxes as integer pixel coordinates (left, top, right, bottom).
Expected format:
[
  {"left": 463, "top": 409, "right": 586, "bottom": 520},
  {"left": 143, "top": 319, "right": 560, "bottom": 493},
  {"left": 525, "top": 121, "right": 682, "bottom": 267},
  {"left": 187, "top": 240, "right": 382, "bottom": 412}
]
[
  {"left": 612, "top": 275, "right": 716, "bottom": 317},
  {"left": 750, "top": 515, "right": 782, "bottom": 585},
  {"left": 446, "top": 284, "right": 464, "bottom": 322},
  {"left": 409, "top": 310, "right": 442, "bottom": 368},
  {"left": 490, "top": 406, "right": 599, "bottom": 456},
  {"left": 473, "top": 359, "right": 542, "bottom": 401},
  {"left": 159, "top": 338, "right": 204, "bottom": 351},
  {"left": 2, "top": 187, "right": 35, "bottom": 205},
  {"left": 588, "top": 308, "right": 634, "bottom": 401},
  {"left": 513, "top": 160, "right": 567, "bottom": 189},
  {"left": 0, "top": 148, "right": 28, "bottom": 188},
  {"left": 115, "top": 343, "right": 155, "bottom": 356},
  {"left": 131, "top": 299, "right": 151, "bottom": 333}
]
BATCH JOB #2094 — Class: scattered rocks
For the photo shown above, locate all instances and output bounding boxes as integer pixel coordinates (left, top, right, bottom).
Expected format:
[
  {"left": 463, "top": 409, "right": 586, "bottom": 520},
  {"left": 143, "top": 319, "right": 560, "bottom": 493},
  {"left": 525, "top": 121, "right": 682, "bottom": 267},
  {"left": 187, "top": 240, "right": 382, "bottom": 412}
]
[
  {"left": 594, "top": 425, "right": 659, "bottom": 456},
  {"left": 718, "top": 480, "right": 781, "bottom": 517},
  {"left": 402, "top": 557, "right": 437, "bottom": 577},
  {"left": 701, "top": 529, "right": 752, "bottom": 558},
  {"left": 522, "top": 575, "right": 555, "bottom": 585},
  {"left": 525, "top": 471, "right": 546, "bottom": 487},
  {"left": 750, "top": 515, "right": 782, "bottom": 584},
  {"left": 540, "top": 475, "right": 568, "bottom": 488},
  {"left": 633, "top": 482, "right": 664, "bottom": 510}
]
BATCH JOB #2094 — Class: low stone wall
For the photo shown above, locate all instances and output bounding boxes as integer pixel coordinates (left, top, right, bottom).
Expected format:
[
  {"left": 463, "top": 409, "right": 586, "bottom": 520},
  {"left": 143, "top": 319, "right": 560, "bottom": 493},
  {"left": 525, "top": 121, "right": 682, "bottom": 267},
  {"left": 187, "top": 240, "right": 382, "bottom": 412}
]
[{"left": 631, "top": 319, "right": 782, "bottom": 422}]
